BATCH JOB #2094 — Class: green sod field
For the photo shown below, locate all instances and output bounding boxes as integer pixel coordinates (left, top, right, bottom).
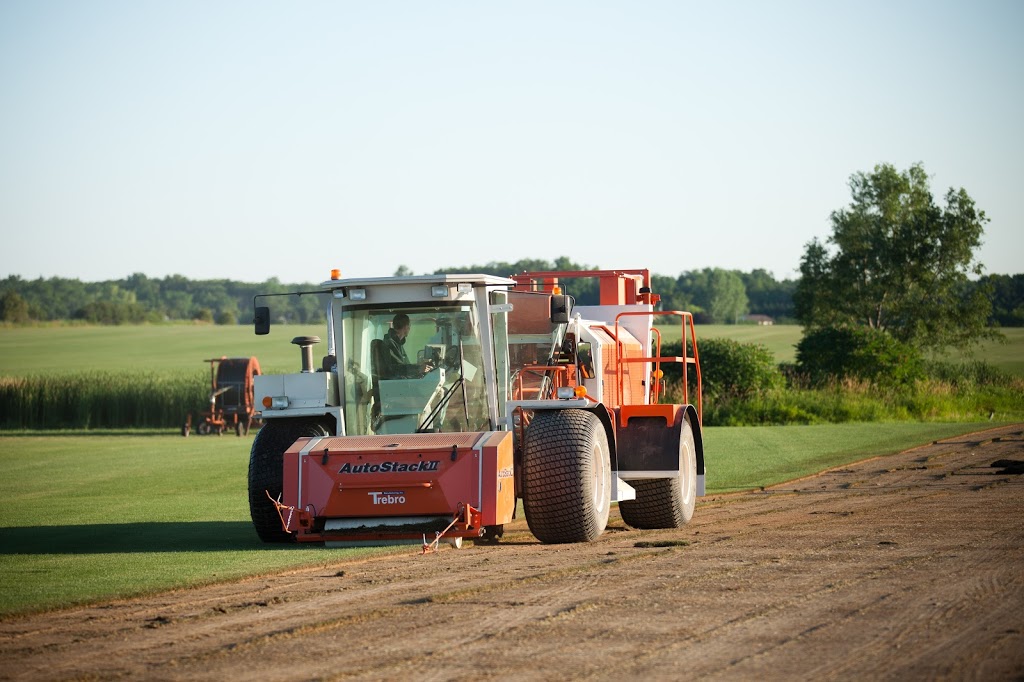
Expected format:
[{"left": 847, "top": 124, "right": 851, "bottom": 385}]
[
  {"left": 2, "top": 324, "right": 1021, "bottom": 377},
  {"left": 0, "top": 322, "right": 1018, "bottom": 615},
  {"left": 0, "top": 422, "right": 996, "bottom": 616},
  {"left": 0, "top": 323, "right": 323, "bottom": 376}
]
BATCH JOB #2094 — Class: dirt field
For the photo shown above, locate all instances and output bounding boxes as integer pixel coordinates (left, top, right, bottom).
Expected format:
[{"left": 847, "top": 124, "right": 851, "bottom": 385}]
[{"left": 2, "top": 424, "right": 1022, "bottom": 681}]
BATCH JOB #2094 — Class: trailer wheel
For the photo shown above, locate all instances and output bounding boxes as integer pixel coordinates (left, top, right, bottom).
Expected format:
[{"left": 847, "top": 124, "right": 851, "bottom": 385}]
[
  {"left": 619, "top": 418, "right": 697, "bottom": 529},
  {"left": 248, "top": 418, "right": 331, "bottom": 543},
  {"left": 522, "top": 409, "right": 611, "bottom": 544}
]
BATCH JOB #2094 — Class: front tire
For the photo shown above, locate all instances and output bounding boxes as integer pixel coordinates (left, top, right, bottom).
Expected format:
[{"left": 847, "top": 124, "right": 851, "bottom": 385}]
[
  {"left": 619, "top": 418, "right": 697, "bottom": 529},
  {"left": 248, "top": 418, "right": 331, "bottom": 543},
  {"left": 522, "top": 410, "right": 611, "bottom": 544}
]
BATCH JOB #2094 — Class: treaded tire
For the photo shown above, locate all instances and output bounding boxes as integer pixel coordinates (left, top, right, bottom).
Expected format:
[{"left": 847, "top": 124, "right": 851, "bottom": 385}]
[
  {"left": 619, "top": 418, "right": 697, "bottom": 529},
  {"left": 522, "top": 409, "right": 611, "bottom": 544},
  {"left": 248, "top": 418, "right": 331, "bottom": 543}
]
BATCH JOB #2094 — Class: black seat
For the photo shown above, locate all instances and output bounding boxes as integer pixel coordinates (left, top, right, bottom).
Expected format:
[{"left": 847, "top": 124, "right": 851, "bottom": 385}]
[{"left": 369, "top": 339, "right": 383, "bottom": 424}]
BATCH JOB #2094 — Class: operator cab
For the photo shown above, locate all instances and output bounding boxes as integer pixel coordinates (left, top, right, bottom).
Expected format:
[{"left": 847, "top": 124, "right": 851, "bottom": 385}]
[
  {"left": 342, "top": 306, "right": 488, "bottom": 435},
  {"left": 254, "top": 273, "right": 572, "bottom": 438}
]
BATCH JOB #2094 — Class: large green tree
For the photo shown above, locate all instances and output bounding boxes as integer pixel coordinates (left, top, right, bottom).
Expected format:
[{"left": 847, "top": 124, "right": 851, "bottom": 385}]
[
  {"left": 741, "top": 269, "right": 796, "bottom": 321},
  {"left": 706, "top": 268, "right": 749, "bottom": 324},
  {"left": 795, "top": 162, "right": 995, "bottom": 349},
  {"left": 0, "top": 290, "right": 31, "bottom": 322},
  {"left": 676, "top": 268, "right": 748, "bottom": 323}
]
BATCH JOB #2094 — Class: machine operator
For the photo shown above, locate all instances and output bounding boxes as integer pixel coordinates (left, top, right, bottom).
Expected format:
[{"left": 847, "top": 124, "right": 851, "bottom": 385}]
[{"left": 380, "top": 313, "right": 432, "bottom": 379}]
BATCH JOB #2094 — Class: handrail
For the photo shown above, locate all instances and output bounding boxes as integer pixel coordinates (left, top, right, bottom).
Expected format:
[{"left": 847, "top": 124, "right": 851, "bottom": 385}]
[
  {"left": 613, "top": 310, "right": 702, "bottom": 423},
  {"left": 513, "top": 364, "right": 574, "bottom": 401}
]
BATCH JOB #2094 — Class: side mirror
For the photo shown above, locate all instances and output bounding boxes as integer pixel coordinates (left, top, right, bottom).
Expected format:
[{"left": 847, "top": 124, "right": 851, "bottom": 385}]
[
  {"left": 576, "top": 341, "right": 595, "bottom": 379},
  {"left": 254, "top": 306, "right": 270, "bottom": 335},
  {"left": 550, "top": 294, "right": 572, "bottom": 324}
]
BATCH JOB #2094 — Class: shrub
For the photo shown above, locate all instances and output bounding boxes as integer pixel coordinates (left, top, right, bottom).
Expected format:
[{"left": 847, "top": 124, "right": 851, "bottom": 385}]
[
  {"left": 796, "top": 326, "right": 924, "bottom": 387},
  {"left": 215, "top": 310, "right": 237, "bottom": 325},
  {"left": 924, "top": 359, "right": 1013, "bottom": 387},
  {"left": 661, "top": 337, "right": 782, "bottom": 400},
  {"left": 1, "top": 291, "right": 31, "bottom": 323},
  {"left": 73, "top": 301, "right": 148, "bottom": 325}
]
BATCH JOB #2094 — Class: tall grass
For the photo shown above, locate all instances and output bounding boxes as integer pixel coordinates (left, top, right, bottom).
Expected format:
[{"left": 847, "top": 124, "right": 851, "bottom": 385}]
[
  {"left": 669, "top": 374, "right": 1024, "bottom": 426},
  {"left": 0, "top": 370, "right": 207, "bottom": 429}
]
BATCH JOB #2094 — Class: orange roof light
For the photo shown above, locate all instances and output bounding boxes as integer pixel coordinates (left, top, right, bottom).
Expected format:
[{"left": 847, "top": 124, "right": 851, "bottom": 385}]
[{"left": 330, "top": 269, "right": 341, "bottom": 280}]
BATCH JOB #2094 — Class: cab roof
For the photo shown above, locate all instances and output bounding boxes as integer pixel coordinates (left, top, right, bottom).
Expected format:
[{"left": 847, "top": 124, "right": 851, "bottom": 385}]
[{"left": 319, "top": 273, "right": 516, "bottom": 290}]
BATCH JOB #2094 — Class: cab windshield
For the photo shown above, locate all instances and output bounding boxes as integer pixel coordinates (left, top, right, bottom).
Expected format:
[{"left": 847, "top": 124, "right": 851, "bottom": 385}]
[{"left": 341, "top": 306, "right": 488, "bottom": 435}]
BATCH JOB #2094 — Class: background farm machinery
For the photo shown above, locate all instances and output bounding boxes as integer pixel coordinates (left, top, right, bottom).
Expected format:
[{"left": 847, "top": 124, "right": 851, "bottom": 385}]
[{"left": 183, "top": 356, "right": 261, "bottom": 437}]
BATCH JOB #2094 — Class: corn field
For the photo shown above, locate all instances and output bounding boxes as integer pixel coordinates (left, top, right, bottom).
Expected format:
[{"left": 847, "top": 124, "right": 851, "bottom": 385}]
[{"left": 0, "top": 370, "right": 208, "bottom": 429}]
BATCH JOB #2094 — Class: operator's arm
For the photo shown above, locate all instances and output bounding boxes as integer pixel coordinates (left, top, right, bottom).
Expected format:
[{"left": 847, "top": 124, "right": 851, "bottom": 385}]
[{"left": 381, "top": 338, "right": 421, "bottom": 379}]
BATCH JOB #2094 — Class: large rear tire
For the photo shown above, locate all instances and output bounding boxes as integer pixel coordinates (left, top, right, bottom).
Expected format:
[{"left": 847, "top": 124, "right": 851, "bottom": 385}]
[
  {"left": 248, "top": 418, "right": 331, "bottom": 543},
  {"left": 619, "top": 418, "right": 697, "bottom": 529},
  {"left": 522, "top": 410, "right": 611, "bottom": 544}
]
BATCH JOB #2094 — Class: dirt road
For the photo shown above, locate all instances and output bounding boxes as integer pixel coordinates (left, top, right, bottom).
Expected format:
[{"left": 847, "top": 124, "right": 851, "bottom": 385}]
[{"left": 2, "top": 424, "right": 1022, "bottom": 681}]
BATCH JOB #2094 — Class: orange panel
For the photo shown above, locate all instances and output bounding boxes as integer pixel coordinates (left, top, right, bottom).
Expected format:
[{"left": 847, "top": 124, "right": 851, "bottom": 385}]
[
  {"left": 280, "top": 431, "right": 515, "bottom": 541},
  {"left": 590, "top": 325, "right": 644, "bottom": 408},
  {"left": 479, "top": 431, "right": 515, "bottom": 526},
  {"left": 588, "top": 327, "right": 618, "bottom": 408},
  {"left": 619, "top": 333, "right": 645, "bottom": 405},
  {"left": 618, "top": 403, "right": 681, "bottom": 429}
]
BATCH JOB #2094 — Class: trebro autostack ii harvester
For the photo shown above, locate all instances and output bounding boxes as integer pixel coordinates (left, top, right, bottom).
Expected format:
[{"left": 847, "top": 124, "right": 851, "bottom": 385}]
[{"left": 248, "top": 268, "right": 704, "bottom": 547}]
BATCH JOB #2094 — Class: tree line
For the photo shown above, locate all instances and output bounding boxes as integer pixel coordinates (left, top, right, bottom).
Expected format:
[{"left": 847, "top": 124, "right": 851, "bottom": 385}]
[
  {"left": 2, "top": 160, "right": 1021, "bottom": 331},
  {"left": 0, "top": 262, "right": 799, "bottom": 326},
  {"left": 0, "top": 274, "right": 325, "bottom": 326},
  {"left": 0, "top": 262, "right": 1019, "bottom": 328},
  {"left": 425, "top": 258, "right": 796, "bottom": 324}
]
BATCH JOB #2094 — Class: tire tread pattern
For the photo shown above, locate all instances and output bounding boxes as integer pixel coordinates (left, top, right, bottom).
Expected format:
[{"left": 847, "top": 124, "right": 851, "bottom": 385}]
[
  {"left": 619, "top": 420, "right": 696, "bottom": 529},
  {"left": 522, "top": 410, "right": 609, "bottom": 544},
  {"left": 247, "top": 419, "right": 330, "bottom": 543}
]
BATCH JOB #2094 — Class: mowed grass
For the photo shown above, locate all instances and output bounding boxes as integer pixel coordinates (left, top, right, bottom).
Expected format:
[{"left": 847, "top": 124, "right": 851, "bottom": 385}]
[
  {"left": 704, "top": 422, "right": 996, "bottom": 493},
  {"left": 3, "top": 324, "right": 1022, "bottom": 377},
  {"left": 0, "top": 421, "right": 998, "bottom": 616},
  {"left": 0, "top": 432, "right": 396, "bottom": 617},
  {"left": 658, "top": 323, "right": 804, "bottom": 364},
  {"left": 0, "top": 323, "right": 323, "bottom": 376}
]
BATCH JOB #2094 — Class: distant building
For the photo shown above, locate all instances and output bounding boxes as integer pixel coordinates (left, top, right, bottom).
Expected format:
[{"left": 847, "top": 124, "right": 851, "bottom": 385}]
[{"left": 741, "top": 314, "right": 775, "bottom": 326}]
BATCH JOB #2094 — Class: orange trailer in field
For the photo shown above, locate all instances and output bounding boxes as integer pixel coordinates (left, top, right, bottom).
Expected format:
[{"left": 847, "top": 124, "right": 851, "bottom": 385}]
[
  {"left": 183, "top": 356, "right": 261, "bottom": 437},
  {"left": 247, "top": 269, "right": 703, "bottom": 548}
]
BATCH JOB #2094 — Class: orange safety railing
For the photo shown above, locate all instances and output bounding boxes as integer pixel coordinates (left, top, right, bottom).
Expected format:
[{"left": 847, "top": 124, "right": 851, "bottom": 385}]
[
  {"left": 613, "top": 311, "right": 702, "bottom": 423},
  {"left": 512, "top": 364, "right": 575, "bottom": 400}
]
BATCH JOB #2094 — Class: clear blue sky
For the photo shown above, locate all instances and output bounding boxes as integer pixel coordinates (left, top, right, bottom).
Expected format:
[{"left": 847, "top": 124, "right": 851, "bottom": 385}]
[{"left": 1, "top": 1, "right": 1021, "bottom": 284}]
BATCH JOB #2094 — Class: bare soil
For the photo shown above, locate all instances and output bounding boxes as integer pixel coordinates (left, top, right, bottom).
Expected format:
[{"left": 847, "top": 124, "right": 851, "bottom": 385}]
[{"left": 2, "top": 424, "right": 1023, "bottom": 681}]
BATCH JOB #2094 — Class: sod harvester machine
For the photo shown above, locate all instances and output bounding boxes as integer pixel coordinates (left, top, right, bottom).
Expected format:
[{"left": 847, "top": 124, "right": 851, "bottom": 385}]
[{"left": 248, "top": 269, "right": 704, "bottom": 547}]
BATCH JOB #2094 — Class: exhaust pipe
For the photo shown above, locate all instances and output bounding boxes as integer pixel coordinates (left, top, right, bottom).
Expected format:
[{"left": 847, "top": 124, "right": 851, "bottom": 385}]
[{"left": 291, "top": 336, "right": 321, "bottom": 373}]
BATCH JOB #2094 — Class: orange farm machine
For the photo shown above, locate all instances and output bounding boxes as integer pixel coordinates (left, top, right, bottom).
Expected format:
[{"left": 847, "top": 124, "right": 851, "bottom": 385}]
[
  {"left": 183, "top": 356, "right": 262, "bottom": 437},
  {"left": 247, "top": 269, "right": 704, "bottom": 547}
]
